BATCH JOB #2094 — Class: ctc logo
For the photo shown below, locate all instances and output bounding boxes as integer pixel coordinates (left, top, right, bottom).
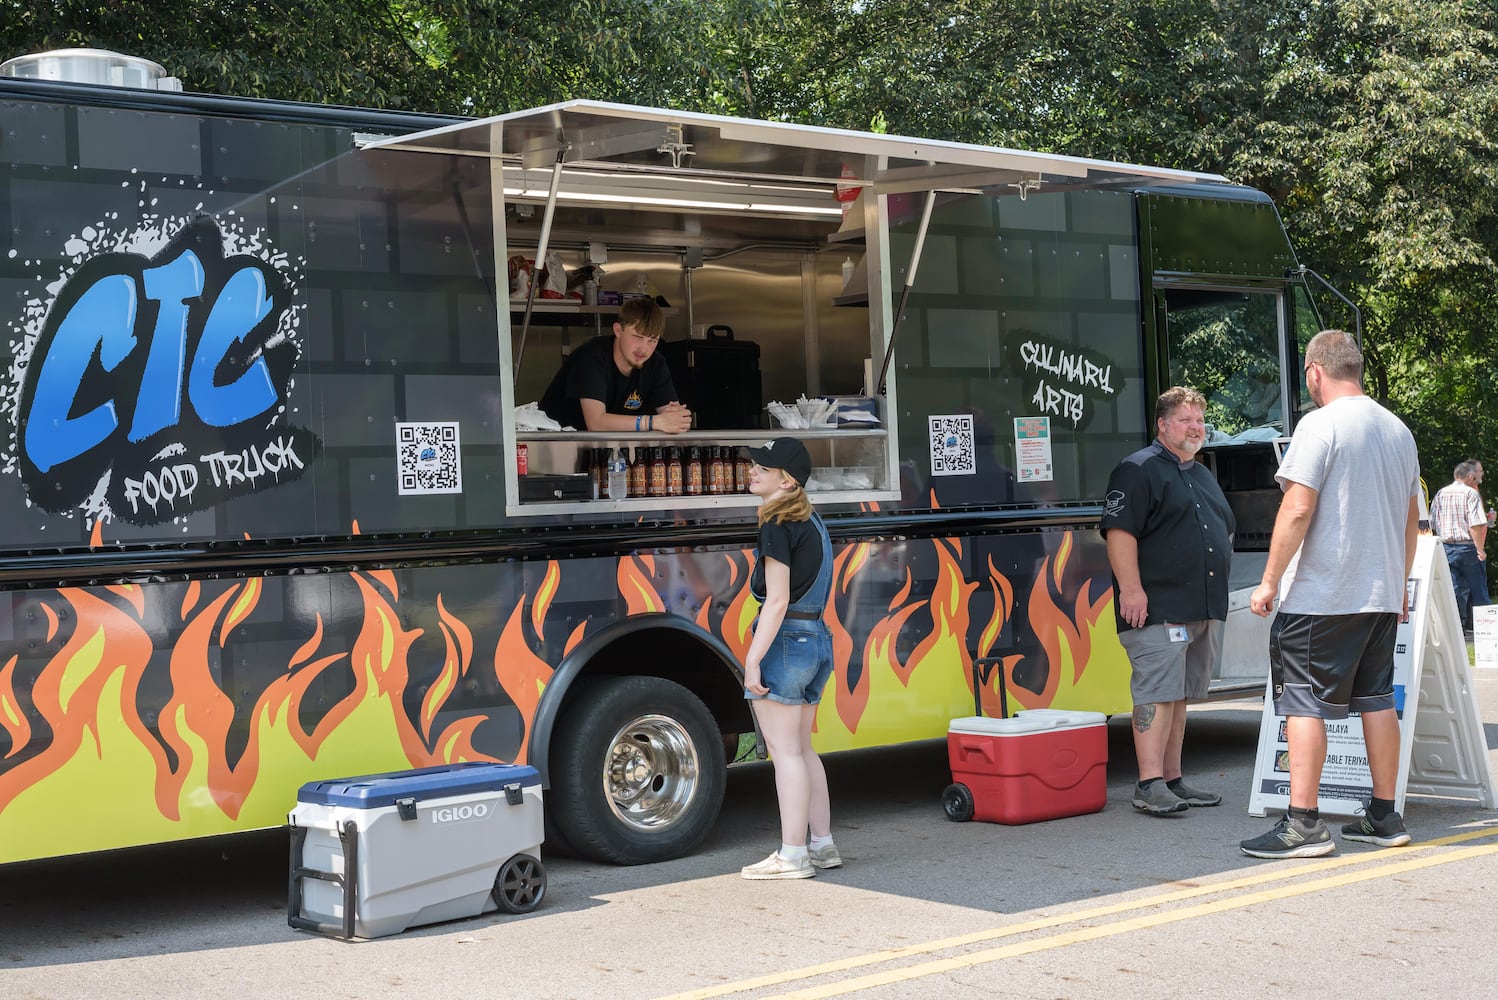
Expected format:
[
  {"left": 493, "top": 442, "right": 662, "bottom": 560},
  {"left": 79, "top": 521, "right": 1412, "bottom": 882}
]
[{"left": 17, "top": 219, "right": 298, "bottom": 511}]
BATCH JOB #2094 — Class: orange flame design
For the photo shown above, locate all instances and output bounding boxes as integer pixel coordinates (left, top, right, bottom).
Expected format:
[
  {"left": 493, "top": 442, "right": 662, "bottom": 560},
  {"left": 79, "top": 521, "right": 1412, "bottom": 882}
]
[
  {"left": 825, "top": 543, "right": 871, "bottom": 733},
  {"left": 490, "top": 564, "right": 562, "bottom": 761},
  {"left": 1002, "top": 535, "right": 1126, "bottom": 713},
  {"left": 618, "top": 554, "right": 664, "bottom": 615},
  {"left": 159, "top": 584, "right": 257, "bottom": 818},
  {"left": 422, "top": 595, "right": 472, "bottom": 743},
  {"left": 0, "top": 590, "right": 156, "bottom": 816},
  {"left": 0, "top": 655, "right": 30, "bottom": 760},
  {"left": 1, "top": 517, "right": 1131, "bottom": 865}
]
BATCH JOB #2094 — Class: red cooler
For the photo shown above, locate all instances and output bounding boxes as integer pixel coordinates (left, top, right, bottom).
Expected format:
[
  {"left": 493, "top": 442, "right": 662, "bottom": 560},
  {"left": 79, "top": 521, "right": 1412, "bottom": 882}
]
[{"left": 943, "top": 709, "right": 1108, "bottom": 825}]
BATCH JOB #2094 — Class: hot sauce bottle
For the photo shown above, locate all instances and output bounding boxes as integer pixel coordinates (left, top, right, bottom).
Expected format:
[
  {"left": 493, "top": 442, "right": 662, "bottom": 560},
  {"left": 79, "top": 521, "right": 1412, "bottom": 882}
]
[
  {"left": 648, "top": 446, "right": 667, "bottom": 498},
  {"left": 734, "top": 450, "right": 751, "bottom": 493},
  {"left": 588, "top": 447, "right": 605, "bottom": 499},
  {"left": 707, "top": 446, "right": 725, "bottom": 495},
  {"left": 666, "top": 446, "right": 684, "bottom": 496},
  {"left": 628, "top": 447, "right": 647, "bottom": 498},
  {"left": 685, "top": 446, "right": 705, "bottom": 496}
]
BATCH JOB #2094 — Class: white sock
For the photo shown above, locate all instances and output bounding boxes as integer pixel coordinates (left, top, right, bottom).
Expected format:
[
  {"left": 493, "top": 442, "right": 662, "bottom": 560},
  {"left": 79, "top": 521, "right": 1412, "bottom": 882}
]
[
  {"left": 809, "top": 834, "right": 835, "bottom": 850},
  {"left": 779, "top": 844, "right": 809, "bottom": 861}
]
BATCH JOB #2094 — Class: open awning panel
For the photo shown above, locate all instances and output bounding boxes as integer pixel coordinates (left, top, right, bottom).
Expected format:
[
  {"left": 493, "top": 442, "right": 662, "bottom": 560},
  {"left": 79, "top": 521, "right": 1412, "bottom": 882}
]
[{"left": 366, "top": 100, "right": 1229, "bottom": 199}]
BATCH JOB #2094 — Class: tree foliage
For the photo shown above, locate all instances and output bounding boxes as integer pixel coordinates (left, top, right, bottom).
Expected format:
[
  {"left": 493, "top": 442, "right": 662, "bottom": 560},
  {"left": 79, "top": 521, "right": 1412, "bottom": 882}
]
[{"left": 5, "top": 0, "right": 1498, "bottom": 480}]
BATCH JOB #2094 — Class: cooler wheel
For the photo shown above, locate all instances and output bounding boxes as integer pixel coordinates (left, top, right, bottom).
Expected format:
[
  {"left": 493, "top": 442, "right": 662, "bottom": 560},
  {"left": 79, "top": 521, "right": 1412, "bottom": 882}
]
[
  {"left": 942, "top": 782, "right": 974, "bottom": 822},
  {"left": 493, "top": 853, "right": 548, "bottom": 914}
]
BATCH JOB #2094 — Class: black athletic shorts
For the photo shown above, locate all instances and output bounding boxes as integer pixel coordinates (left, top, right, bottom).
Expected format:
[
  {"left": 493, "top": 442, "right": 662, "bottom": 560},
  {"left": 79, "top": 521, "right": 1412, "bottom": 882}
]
[{"left": 1268, "top": 611, "right": 1398, "bottom": 719}]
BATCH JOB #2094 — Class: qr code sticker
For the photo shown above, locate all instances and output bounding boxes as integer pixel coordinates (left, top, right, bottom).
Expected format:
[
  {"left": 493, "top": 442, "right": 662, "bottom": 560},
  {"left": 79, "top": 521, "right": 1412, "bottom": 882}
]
[
  {"left": 929, "top": 414, "right": 975, "bottom": 477},
  {"left": 396, "top": 422, "right": 462, "bottom": 495}
]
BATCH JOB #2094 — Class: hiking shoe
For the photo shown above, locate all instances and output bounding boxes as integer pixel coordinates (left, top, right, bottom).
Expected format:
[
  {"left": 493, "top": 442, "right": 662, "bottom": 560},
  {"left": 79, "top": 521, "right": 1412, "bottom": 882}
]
[
  {"left": 1240, "top": 815, "right": 1335, "bottom": 859},
  {"left": 1168, "top": 779, "right": 1222, "bottom": 807},
  {"left": 740, "top": 851, "right": 815, "bottom": 880},
  {"left": 1342, "top": 811, "right": 1412, "bottom": 848},
  {"left": 809, "top": 843, "right": 843, "bottom": 869},
  {"left": 1132, "top": 781, "right": 1189, "bottom": 815}
]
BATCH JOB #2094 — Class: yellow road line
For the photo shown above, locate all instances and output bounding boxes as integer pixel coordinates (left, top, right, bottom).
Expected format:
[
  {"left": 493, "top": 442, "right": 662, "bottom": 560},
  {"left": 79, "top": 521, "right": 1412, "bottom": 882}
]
[
  {"left": 767, "top": 839, "right": 1498, "bottom": 999},
  {"left": 655, "top": 825, "right": 1498, "bottom": 1000}
]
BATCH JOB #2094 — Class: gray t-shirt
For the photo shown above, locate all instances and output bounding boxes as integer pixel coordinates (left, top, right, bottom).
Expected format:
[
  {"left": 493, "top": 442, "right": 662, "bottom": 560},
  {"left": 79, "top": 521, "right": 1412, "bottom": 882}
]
[{"left": 1275, "top": 394, "right": 1419, "bottom": 615}]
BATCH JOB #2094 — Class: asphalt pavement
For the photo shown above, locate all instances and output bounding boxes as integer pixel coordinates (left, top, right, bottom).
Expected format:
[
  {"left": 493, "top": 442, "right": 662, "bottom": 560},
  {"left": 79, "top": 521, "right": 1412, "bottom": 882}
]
[{"left": 3, "top": 671, "right": 1496, "bottom": 1000}]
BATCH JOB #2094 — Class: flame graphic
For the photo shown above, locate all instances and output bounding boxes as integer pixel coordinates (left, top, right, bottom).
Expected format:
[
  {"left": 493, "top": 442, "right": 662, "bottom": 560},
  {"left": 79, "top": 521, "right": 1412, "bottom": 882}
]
[
  {"left": 618, "top": 554, "right": 664, "bottom": 615},
  {"left": 491, "top": 563, "right": 561, "bottom": 762},
  {"left": 1001, "top": 535, "right": 1129, "bottom": 715},
  {"left": 0, "top": 655, "right": 29, "bottom": 757},
  {"left": 0, "top": 526, "right": 1129, "bottom": 864}
]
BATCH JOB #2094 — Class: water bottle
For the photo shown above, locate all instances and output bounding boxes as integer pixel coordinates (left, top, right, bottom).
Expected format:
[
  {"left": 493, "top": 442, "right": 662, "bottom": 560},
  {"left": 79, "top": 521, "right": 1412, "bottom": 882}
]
[{"left": 608, "top": 447, "right": 629, "bottom": 501}]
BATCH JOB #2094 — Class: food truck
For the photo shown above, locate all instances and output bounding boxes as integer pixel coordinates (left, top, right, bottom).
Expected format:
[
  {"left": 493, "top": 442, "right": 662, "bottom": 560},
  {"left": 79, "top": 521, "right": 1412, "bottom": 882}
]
[{"left": 0, "top": 49, "right": 1320, "bottom": 866}]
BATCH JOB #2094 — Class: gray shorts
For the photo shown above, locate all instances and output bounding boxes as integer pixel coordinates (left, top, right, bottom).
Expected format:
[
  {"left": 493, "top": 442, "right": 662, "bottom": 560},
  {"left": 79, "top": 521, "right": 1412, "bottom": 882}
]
[{"left": 1117, "top": 620, "right": 1222, "bottom": 704}]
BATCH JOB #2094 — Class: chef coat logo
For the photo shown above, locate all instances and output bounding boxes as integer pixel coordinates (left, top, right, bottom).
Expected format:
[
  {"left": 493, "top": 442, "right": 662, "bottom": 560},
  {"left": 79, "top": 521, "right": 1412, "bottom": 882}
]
[
  {"left": 624, "top": 391, "right": 643, "bottom": 411},
  {"left": 1104, "top": 490, "right": 1126, "bottom": 517}
]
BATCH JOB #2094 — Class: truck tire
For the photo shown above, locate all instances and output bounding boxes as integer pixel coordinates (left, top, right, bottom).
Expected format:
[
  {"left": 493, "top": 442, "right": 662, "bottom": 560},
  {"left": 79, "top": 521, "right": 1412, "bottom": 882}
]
[{"left": 547, "top": 675, "right": 727, "bottom": 865}]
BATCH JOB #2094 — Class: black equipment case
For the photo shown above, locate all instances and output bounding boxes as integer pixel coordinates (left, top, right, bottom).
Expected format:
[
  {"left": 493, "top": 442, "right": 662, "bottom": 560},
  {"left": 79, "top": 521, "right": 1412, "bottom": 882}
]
[{"left": 660, "top": 325, "right": 763, "bottom": 429}]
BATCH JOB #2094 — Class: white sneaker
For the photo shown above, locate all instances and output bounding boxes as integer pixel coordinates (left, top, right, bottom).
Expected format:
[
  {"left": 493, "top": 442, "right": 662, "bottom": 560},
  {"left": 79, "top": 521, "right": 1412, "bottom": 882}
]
[
  {"left": 740, "top": 851, "right": 815, "bottom": 880},
  {"left": 808, "top": 843, "right": 842, "bottom": 869}
]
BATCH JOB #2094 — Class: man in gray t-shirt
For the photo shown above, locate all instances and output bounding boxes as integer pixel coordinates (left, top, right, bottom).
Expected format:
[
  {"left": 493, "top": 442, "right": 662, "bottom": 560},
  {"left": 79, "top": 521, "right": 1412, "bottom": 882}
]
[{"left": 1242, "top": 330, "right": 1420, "bottom": 860}]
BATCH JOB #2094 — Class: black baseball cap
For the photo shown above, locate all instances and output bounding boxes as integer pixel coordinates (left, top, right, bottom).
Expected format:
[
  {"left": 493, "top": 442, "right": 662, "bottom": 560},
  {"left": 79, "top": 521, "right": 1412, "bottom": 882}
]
[{"left": 746, "top": 437, "right": 812, "bottom": 487}]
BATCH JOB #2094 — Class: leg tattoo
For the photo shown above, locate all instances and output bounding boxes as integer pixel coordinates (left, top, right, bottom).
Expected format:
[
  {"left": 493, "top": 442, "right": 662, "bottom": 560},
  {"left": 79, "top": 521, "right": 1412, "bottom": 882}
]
[{"left": 1132, "top": 703, "right": 1157, "bottom": 734}]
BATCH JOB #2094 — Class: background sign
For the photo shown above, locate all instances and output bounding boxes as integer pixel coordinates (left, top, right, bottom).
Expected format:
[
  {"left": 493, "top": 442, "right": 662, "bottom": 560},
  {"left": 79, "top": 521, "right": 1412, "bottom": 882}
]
[{"left": 1248, "top": 536, "right": 1497, "bottom": 816}]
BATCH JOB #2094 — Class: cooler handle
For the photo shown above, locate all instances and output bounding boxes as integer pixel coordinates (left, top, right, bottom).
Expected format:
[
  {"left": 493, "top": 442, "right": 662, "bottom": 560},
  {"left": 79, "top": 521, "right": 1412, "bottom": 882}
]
[
  {"left": 287, "top": 819, "right": 360, "bottom": 940},
  {"left": 954, "top": 738, "right": 995, "bottom": 765},
  {"left": 706, "top": 324, "right": 734, "bottom": 340},
  {"left": 972, "top": 656, "right": 1009, "bottom": 720}
]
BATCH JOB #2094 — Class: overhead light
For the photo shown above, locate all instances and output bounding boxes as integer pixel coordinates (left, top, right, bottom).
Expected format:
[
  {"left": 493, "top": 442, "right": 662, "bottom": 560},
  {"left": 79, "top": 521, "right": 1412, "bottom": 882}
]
[
  {"left": 502, "top": 187, "right": 843, "bottom": 216},
  {"left": 500, "top": 166, "right": 843, "bottom": 217}
]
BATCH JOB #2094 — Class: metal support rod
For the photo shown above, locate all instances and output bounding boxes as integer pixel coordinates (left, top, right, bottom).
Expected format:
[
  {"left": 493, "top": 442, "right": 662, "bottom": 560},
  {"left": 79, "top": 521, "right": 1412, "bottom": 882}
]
[
  {"left": 513, "top": 152, "right": 567, "bottom": 377},
  {"left": 801, "top": 253, "right": 821, "bottom": 395},
  {"left": 1291, "top": 264, "right": 1362, "bottom": 347},
  {"left": 875, "top": 190, "right": 936, "bottom": 396}
]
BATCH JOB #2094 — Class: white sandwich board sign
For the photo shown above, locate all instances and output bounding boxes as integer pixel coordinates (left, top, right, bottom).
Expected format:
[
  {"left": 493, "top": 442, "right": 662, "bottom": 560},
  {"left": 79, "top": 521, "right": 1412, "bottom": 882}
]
[{"left": 1248, "top": 535, "right": 1498, "bottom": 817}]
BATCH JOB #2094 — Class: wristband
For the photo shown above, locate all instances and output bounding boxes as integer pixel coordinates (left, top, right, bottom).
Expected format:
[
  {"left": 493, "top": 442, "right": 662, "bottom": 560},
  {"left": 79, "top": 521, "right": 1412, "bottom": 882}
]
[
  {"left": 635, "top": 415, "right": 642, "bottom": 431},
  {"left": 649, "top": 415, "right": 654, "bottom": 431}
]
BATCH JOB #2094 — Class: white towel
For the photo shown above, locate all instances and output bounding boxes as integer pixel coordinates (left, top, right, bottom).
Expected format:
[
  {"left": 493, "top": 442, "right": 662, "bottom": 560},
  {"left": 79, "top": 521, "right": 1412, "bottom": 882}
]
[{"left": 514, "top": 402, "right": 571, "bottom": 432}]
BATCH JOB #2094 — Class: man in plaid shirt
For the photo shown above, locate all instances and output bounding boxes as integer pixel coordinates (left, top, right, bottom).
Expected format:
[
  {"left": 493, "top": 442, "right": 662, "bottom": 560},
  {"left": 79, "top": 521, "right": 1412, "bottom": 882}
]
[{"left": 1429, "top": 460, "right": 1489, "bottom": 633}]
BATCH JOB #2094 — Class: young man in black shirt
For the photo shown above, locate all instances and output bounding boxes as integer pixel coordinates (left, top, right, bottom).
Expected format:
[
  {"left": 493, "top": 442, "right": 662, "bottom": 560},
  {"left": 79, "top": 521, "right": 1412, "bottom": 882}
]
[{"left": 539, "top": 299, "right": 693, "bottom": 433}]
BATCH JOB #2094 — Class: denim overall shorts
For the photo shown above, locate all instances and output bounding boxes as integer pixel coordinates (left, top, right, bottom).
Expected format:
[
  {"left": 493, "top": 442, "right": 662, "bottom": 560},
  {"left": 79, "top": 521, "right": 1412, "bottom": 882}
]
[{"left": 747, "top": 514, "right": 835, "bottom": 706}]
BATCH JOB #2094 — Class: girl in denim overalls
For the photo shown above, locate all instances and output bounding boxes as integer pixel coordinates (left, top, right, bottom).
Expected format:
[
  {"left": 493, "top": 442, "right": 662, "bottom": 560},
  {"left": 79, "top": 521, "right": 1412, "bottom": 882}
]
[{"left": 738, "top": 437, "right": 840, "bottom": 880}]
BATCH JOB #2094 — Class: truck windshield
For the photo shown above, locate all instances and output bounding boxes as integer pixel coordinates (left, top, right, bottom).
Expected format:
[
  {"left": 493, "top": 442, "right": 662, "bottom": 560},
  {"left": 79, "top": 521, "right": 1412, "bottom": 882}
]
[{"left": 1163, "top": 288, "right": 1284, "bottom": 444}]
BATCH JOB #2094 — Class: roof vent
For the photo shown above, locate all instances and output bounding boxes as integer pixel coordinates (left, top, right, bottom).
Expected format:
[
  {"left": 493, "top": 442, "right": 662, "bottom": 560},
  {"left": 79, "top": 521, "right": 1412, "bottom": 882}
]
[{"left": 0, "top": 48, "right": 182, "bottom": 91}]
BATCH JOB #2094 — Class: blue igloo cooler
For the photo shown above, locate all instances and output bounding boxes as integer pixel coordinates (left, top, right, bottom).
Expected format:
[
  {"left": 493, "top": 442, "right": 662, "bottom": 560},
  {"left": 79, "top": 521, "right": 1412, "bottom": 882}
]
[{"left": 288, "top": 762, "right": 545, "bottom": 939}]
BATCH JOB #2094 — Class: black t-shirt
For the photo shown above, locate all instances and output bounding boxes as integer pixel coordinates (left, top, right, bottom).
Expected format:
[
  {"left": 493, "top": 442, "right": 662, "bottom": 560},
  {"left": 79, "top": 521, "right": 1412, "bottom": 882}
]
[
  {"left": 751, "top": 516, "right": 824, "bottom": 603},
  {"left": 539, "top": 335, "right": 678, "bottom": 430},
  {"left": 1098, "top": 440, "right": 1235, "bottom": 631}
]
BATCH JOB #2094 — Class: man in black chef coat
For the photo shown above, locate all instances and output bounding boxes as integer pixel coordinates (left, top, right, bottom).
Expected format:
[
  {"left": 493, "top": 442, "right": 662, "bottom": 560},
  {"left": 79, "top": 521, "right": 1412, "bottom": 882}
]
[
  {"left": 540, "top": 299, "right": 693, "bottom": 433},
  {"left": 1100, "top": 385, "right": 1234, "bottom": 817}
]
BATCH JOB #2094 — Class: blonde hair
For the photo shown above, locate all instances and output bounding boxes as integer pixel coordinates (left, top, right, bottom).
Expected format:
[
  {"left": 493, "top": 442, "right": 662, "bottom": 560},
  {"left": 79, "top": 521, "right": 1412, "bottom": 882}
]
[{"left": 757, "top": 475, "right": 814, "bottom": 526}]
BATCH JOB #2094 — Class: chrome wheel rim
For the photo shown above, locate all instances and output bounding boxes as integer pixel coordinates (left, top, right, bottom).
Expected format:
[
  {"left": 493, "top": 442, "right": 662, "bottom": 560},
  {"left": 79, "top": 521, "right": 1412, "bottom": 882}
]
[{"left": 602, "top": 714, "right": 700, "bottom": 832}]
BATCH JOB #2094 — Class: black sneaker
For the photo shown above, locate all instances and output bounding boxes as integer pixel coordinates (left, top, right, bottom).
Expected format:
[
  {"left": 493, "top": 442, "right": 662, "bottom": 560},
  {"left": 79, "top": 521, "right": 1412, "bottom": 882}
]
[
  {"left": 1239, "top": 815, "right": 1335, "bottom": 859},
  {"left": 1342, "top": 811, "right": 1412, "bottom": 847}
]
